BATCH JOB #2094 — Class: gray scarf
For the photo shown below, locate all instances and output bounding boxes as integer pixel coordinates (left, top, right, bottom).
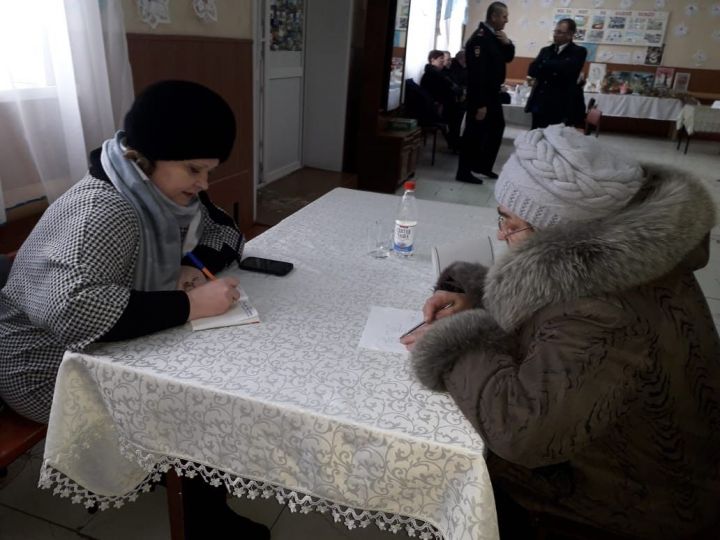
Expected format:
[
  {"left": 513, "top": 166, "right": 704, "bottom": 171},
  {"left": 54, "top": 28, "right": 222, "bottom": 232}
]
[{"left": 101, "top": 131, "right": 203, "bottom": 291}]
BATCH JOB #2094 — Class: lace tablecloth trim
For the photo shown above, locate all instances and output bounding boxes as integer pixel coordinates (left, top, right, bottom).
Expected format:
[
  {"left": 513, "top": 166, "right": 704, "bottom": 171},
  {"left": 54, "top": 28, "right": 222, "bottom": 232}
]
[{"left": 39, "top": 441, "right": 444, "bottom": 540}]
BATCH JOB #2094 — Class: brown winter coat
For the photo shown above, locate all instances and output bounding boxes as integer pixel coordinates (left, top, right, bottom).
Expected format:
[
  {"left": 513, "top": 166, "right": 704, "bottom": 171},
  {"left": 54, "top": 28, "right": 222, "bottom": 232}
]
[{"left": 411, "top": 165, "right": 720, "bottom": 539}]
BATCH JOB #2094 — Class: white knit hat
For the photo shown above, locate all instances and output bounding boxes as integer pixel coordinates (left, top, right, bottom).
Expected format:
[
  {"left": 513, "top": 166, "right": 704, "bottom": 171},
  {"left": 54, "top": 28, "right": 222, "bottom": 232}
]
[{"left": 495, "top": 125, "right": 645, "bottom": 229}]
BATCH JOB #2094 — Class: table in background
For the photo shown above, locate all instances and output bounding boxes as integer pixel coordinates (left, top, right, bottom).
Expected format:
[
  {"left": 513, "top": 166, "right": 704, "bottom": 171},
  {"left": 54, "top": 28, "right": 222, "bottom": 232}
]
[
  {"left": 675, "top": 104, "right": 720, "bottom": 153},
  {"left": 583, "top": 93, "right": 682, "bottom": 121},
  {"left": 503, "top": 93, "right": 683, "bottom": 127},
  {"left": 502, "top": 103, "right": 532, "bottom": 128},
  {"left": 40, "top": 188, "right": 500, "bottom": 540}
]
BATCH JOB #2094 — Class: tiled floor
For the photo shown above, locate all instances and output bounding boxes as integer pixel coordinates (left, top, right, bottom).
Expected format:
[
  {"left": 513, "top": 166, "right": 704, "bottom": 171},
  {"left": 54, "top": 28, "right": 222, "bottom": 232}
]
[{"left": 2, "top": 125, "right": 719, "bottom": 539}]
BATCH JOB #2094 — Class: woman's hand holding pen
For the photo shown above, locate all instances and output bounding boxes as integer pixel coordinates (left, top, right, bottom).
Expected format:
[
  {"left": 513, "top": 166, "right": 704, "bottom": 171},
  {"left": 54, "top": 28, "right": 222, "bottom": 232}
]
[
  {"left": 400, "top": 291, "right": 471, "bottom": 351},
  {"left": 187, "top": 277, "right": 240, "bottom": 320},
  {"left": 423, "top": 291, "right": 471, "bottom": 322}
]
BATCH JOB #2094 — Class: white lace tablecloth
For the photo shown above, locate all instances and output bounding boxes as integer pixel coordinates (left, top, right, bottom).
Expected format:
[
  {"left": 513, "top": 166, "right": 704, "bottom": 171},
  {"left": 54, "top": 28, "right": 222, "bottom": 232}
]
[
  {"left": 676, "top": 104, "right": 720, "bottom": 135},
  {"left": 584, "top": 93, "right": 682, "bottom": 121},
  {"left": 40, "top": 188, "right": 500, "bottom": 540}
]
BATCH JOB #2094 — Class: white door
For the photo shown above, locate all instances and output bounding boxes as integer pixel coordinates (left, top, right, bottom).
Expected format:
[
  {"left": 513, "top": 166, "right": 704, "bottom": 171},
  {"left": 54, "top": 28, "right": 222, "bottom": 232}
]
[
  {"left": 302, "top": 0, "right": 352, "bottom": 171},
  {"left": 258, "top": 0, "right": 306, "bottom": 185}
]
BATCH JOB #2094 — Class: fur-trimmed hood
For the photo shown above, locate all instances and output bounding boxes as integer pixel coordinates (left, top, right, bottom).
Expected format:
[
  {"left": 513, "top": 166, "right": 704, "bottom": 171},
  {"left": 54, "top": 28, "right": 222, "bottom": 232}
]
[
  {"left": 410, "top": 165, "right": 720, "bottom": 538},
  {"left": 485, "top": 164, "right": 716, "bottom": 331}
]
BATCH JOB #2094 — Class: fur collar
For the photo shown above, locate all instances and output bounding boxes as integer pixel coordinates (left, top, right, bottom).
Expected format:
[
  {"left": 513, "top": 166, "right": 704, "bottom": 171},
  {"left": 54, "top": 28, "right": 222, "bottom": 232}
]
[{"left": 484, "top": 164, "right": 716, "bottom": 331}]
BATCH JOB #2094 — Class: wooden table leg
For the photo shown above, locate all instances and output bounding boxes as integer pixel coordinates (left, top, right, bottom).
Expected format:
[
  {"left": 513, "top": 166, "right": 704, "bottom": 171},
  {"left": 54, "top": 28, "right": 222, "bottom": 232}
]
[{"left": 166, "top": 470, "right": 186, "bottom": 540}]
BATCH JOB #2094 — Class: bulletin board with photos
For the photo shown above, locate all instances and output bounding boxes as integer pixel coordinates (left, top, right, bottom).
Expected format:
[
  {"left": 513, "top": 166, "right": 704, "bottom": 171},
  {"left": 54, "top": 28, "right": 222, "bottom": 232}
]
[{"left": 553, "top": 8, "right": 668, "bottom": 48}]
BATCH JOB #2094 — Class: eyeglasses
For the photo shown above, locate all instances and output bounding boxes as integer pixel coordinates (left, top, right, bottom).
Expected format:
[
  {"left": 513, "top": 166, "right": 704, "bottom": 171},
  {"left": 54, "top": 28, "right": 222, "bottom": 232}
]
[{"left": 497, "top": 214, "right": 533, "bottom": 238}]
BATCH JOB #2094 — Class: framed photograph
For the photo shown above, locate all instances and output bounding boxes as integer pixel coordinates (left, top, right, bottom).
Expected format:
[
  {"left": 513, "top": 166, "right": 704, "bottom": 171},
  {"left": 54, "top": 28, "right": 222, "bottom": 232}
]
[
  {"left": 591, "top": 15, "right": 605, "bottom": 29},
  {"left": 653, "top": 67, "right": 674, "bottom": 88},
  {"left": 608, "top": 16, "right": 627, "bottom": 29},
  {"left": 672, "top": 72, "right": 691, "bottom": 92},
  {"left": 644, "top": 46, "right": 664, "bottom": 66},
  {"left": 586, "top": 62, "right": 607, "bottom": 92}
]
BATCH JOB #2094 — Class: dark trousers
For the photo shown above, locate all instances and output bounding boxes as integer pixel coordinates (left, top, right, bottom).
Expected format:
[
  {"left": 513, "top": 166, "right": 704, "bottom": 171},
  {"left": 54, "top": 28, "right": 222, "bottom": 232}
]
[
  {"left": 444, "top": 101, "right": 465, "bottom": 150},
  {"left": 457, "top": 100, "right": 505, "bottom": 175}
]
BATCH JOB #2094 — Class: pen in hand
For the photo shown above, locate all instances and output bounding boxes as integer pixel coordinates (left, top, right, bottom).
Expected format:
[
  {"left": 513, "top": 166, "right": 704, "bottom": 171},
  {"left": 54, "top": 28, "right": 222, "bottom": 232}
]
[
  {"left": 185, "top": 252, "right": 217, "bottom": 281},
  {"left": 399, "top": 302, "right": 454, "bottom": 339}
]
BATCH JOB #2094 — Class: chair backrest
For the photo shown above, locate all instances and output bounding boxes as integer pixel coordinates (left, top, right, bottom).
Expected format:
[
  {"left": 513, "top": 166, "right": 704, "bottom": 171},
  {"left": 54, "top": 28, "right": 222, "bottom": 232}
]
[
  {"left": 403, "top": 78, "right": 443, "bottom": 126},
  {"left": 585, "top": 107, "right": 602, "bottom": 137},
  {"left": 586, "top": 97, "right": 597, "bottom": 114},
  {"left": 587, "top": 108, "right": 602, "bottom": 126}
]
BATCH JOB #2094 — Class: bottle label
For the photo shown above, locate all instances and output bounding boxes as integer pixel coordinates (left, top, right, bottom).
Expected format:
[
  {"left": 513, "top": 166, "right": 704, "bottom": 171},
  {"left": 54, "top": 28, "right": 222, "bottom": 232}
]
[{"left": 393, "top": 221, "right": 416, "bottom": 254}]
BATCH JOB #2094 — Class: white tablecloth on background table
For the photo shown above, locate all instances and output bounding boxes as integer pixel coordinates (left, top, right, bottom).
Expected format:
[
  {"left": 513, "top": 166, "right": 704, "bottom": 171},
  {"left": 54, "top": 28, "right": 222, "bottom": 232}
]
[
  {"left": 40, "top": 188, "right": 500, "bottom": 540},
  {"left": 676, "top": 104, "right": 720, "bottom": 135},
  {"left": 502, "top": 103, "right": 532, "bottom": 127},
  {"left": 584, "top": 93, "right": 682, "bottom": 121}
]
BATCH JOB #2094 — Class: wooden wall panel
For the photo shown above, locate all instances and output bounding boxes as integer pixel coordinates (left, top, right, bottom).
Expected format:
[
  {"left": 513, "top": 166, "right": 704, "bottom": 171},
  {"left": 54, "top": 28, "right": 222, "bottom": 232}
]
[{"left": 126, "top": 33, "right": 254, "bottom": 232}]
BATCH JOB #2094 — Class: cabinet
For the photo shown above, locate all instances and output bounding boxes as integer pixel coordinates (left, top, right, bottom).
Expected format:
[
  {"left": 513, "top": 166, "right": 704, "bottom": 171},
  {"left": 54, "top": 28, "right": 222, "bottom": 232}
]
[
  {"left": 355, "top": 0, "right": 420, "bottom": 194},
  {"left": 359, "top": 126, "right": 421, "bottom": 193}
]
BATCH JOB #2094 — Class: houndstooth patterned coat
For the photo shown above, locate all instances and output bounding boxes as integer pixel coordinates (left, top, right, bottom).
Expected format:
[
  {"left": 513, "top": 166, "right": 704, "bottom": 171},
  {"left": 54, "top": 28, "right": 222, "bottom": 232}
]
[{"left": 0, "top": 164, "right": 243, "bottom": 423}]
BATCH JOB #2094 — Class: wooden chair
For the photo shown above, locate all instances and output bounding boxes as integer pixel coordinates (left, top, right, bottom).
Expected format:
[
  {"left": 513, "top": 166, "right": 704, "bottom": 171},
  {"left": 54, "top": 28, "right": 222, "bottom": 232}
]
[
  {"left": 0, "top": 252, "right": 48, "bottom": 477},
  {"left": 404, "top": 79, "right": 448, "bottom": 166},
  {"left": 0, "top": 407, "right": 47, "bottom": 477}
]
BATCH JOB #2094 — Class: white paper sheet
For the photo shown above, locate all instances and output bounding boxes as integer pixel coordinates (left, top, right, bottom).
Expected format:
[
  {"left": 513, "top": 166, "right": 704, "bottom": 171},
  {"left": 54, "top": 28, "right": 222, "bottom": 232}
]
[{"left": 359, "top": 306, "right": 423, "bottom": 354}]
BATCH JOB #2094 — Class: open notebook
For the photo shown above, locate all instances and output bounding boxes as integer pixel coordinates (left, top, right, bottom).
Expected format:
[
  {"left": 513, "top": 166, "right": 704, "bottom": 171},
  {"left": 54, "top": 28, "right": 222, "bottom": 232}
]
[
  {"left": 431, "top": 234, "right": 505, "bottom": 277},
  {"left": 190, "top": 286, "right": 259, "bottom": 331}
]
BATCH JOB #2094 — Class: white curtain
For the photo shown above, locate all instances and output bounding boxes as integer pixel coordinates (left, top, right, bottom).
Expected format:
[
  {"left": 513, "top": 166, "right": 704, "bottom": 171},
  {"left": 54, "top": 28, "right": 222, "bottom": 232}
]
[
  {"left": 436, "top": 0, "right": 466, "bottom": 56},
  {"left": 0, "top": 0, "right": 134, "bottom": 225},
  {"left": 405, "top": 0, "right": 438, "bottom": 85}
]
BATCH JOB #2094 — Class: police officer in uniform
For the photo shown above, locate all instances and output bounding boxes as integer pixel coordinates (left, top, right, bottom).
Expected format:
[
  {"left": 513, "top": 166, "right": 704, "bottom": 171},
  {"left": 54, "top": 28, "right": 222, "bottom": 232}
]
[
  {"left": 456, "top": 1, "right": 515, "bottom": 184},
  {"left": 525, "top": 18, "right": 587, "bottom": 129}
]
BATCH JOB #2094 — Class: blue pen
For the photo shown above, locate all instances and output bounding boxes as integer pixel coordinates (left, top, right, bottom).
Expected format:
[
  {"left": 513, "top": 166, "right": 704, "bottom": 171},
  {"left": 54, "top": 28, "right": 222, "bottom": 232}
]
[{"left": 185, "top": 252, "right": 217, "bottom": 281}]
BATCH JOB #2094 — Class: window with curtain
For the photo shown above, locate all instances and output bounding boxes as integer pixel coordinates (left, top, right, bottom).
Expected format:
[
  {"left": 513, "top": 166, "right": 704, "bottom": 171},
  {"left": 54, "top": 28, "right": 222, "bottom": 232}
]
[
  {"left": 405, "top": 0, "right": 466, "bottom": 86},
  {"left": 0, "top": 0, "right": 134, "bottom": 225}
]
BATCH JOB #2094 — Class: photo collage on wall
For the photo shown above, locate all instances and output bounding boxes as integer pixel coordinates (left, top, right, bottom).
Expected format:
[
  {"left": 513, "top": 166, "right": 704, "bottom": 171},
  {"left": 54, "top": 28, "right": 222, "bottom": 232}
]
[
  {"left": 554, "top": 8, "right": 668, "bottom": 47},
  {"left": 393, "top": 0, "right": 410, "bottom": 47},
  {"left": 270, "top": 0, "right": 304, "bottom": 51}
]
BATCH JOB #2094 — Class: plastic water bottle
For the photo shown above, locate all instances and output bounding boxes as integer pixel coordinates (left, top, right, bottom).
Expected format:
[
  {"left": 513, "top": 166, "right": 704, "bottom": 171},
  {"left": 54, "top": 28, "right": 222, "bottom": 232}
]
[{"left": 393, "top": 180, "right": 418, "bottom": 256}]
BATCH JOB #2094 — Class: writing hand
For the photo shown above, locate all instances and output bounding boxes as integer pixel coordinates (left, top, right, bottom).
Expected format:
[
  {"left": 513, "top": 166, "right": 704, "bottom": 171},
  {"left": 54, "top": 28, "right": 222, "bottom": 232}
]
[
  {"left": 475, "top": 107, "right": 488, "bottom": 121},
  {"left": 422, "top": 291, "right": 471, "bottom": 323},
  {"left": 400, "top": 322, "right": 432, "bottom": 352},
  {"left": 187, "top": 276, "right": 241, "bottom": 320}
]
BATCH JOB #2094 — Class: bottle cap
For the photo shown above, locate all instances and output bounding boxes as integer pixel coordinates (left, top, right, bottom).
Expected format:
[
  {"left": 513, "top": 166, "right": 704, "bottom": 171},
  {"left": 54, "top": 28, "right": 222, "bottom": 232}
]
[{"left": 404, "top": 181, "right": 416, "bottom": 191}]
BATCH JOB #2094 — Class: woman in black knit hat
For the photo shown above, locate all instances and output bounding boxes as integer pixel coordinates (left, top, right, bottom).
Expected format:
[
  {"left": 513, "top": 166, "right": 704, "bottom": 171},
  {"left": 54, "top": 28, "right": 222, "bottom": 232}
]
[{"left": 0, "top": 80, "right": 269, "bottom": 538}]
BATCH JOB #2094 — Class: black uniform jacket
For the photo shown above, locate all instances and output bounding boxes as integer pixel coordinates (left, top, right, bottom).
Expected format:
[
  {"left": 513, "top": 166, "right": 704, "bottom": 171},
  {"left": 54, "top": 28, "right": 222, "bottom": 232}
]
[
  {"left": 465, "top": 22, "right": 515, "bottom": 114},
  {"left": 525, "top": 41, "right": 587, "bottom": 122}
]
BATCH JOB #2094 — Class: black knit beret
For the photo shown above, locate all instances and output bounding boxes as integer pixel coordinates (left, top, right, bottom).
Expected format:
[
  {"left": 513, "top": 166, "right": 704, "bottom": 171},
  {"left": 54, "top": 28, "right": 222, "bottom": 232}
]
[{"left": 124, "top": 80, "right": 236, "bottom": 163}]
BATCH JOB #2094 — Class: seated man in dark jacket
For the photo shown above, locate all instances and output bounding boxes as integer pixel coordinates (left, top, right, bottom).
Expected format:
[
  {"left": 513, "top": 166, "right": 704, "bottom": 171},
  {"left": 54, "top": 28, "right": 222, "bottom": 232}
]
[
  {"left": 402, "top": 125, "right": 720, "bottom": 539},
  {"left": 421, "top": 49, "right": 463, "bottom": 150}
]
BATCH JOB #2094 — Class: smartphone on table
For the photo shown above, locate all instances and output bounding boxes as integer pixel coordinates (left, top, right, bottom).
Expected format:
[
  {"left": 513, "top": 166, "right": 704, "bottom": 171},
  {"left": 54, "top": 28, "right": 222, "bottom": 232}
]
[{"left": 238, "top": 257, "right": 294, "bottom": 276}]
